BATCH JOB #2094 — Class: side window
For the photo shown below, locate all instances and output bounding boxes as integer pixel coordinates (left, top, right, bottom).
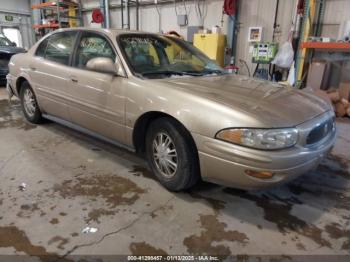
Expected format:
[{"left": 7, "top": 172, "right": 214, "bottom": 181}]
[
  {"left": 35, "top": 38, "right": 48, "bottom": 57},
  {"left": 74, "top": 33, "right": 116, "bottom": 69},
  {"left": 45, "top": 31, "right": 76, "bottom": 65}
]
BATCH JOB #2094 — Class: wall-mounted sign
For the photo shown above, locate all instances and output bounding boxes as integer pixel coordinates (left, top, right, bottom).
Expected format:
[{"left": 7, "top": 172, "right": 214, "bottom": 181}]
[
  {"left": 5, "top": 15, "right": 14, "bottom": 22},
  {"left": 248, "top": 27, "right": 263, "bottom": 42}
]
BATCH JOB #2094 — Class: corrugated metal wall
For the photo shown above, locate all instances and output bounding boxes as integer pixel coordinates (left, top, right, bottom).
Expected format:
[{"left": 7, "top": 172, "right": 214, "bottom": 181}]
[
  {"left": 0, "top": 0, "right": 34, "bottom": 49},
  {"left": 322, "top": 0, "right": 350, "bottom": 39},
  {"left": 234, "top": 0, "right": 297, "bottom": 75},
  {"left": 82, "top": 0, "right": 350, "bottom": 73}
]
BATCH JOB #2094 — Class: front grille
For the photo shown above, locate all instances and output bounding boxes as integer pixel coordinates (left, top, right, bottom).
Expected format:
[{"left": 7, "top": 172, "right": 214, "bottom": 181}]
[
  {"left": 306, "top": 117, "right": 335, "bottom": 145},
  {"left": 0, "top": 58, "right": 9, "bottom": 69}
]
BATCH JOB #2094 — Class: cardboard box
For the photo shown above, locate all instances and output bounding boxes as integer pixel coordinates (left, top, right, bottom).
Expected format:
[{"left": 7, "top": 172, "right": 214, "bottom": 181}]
[
  {"left": 341, "top": 61, "right": 350, "bottom": 83},
  {"left": 339, "top": 82, "right": 350, "bottom": 100},
  {"left": 306, "top": 61, "right": 331, "bottom": 90}
]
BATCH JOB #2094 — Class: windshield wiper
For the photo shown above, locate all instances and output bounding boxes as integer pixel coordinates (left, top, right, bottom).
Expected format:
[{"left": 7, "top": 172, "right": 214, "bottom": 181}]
[
  {"left": 142, "top": 70, "right": 183, "bottom": 76},
  {"left": 200, "top": 69, "right": 226, "bottom": 75},
  {"left": 181, "top": 69, "right": 226, "bottom": 76},
  {"left": 142, "top": 70, "right": 201, "bottom": 77}
]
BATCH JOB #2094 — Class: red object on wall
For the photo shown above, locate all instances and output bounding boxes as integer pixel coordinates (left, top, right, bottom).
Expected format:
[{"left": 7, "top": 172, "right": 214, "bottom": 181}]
[
  {"left": 92, "top": 9, "right": 104, "bottom": 24},
  {"left": 223, "top": 0, "right": 237, "bottom": 16}
]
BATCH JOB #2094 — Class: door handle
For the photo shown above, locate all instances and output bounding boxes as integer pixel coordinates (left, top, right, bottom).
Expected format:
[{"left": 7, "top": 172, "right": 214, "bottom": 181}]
[{"left": 70, "top": 76, "right": 78, "bottom": 83}]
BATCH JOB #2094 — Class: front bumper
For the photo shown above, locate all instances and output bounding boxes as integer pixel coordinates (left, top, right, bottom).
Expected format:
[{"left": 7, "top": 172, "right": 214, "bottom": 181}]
[
  {"left": 5, "top": 74, "right": 15, "bottom": 99},
  {"left": 193, "top": 111, "right": 336, "bottom": 190}
]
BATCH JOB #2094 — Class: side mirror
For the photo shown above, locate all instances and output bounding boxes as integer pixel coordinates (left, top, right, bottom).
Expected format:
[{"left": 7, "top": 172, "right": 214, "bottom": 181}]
[
  {"left": 10, "top": 42, "right": 17, "bottom": 47},
  {"left": 86, "top": 57, "right": 119, "bottom": 75}
]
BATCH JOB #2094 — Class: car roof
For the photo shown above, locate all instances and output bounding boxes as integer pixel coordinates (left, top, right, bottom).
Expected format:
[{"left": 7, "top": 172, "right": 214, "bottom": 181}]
[{"left": 54, "top": 27, "right": 158, "bottom": 36}]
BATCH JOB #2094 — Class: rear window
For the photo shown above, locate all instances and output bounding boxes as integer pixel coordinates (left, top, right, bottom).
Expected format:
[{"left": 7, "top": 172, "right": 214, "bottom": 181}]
[
  {"left": 35, "top": 38, "right": 48, "bottom": 57},
  {"left": 36, "top": 31, "right": 77, "bottom": 65}
]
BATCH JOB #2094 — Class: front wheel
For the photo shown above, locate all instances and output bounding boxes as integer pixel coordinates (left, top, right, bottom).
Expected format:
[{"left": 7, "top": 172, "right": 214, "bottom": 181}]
[
  {"left": 145, "top": 118, "right": 200, "bottom": 191},
  {"left": 19, "top": 81, "right": 43, "bottom": 124}
]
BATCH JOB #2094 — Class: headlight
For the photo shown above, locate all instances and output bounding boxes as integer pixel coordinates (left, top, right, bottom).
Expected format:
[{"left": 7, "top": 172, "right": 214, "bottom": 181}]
[{"left": 216, "top": 128, "right": 298, "bottom": 150}]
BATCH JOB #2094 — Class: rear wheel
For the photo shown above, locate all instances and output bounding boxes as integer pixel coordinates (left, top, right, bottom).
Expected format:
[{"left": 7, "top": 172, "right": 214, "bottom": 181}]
[
  {"left": 145, "top": 117, "right": 200, "bottom": 191},
  {"left": 19, "top": 81, "right": 43, "bottom": 124}
]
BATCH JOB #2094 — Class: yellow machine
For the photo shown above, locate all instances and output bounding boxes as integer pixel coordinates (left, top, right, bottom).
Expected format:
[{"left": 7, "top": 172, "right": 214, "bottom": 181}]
[{"left": 193, "top": 33, "right": 226, "bottom": 67}]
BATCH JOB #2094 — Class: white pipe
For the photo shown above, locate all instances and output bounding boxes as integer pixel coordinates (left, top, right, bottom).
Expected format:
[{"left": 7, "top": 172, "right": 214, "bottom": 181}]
[
  {"left": 0, "top": 9, "right": 31, "bottom": 16},
  {"left": 105, "top": 0, "right": 110, "bottom": 28}
]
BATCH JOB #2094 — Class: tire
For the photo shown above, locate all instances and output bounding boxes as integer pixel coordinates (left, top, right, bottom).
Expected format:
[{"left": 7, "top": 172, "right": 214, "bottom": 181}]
[
  {"left": 145, "top": 117, "right": 200, "bottom": 191},
  {"left": 19, "top": 81, "right": 43, "bottom": 124}
]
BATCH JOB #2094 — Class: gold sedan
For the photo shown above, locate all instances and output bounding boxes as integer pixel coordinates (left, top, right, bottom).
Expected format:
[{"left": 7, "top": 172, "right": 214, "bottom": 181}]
[{"left": 7, "top": 28, "right": 336, "bottom": 191}]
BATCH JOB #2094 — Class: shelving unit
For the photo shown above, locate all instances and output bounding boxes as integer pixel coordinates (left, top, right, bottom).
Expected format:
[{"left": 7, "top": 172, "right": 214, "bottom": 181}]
[
  {"left": 32, "top": 1, "right": 83, "bottom": 39},
  {"left": 32, "top": 23, "right": 60, "bottom": 29},
  {"left": 294, "top": 0, "right": 318, "bottom": 88},
  {"left": 120, "top": 0, "right": 140, "bottom": 30}
]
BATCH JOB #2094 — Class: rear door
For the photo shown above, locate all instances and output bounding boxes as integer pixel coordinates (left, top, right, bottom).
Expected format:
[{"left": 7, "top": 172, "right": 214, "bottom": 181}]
[
  {"left": 66, "top": 31, "right": 126, "bottom": 143},
  {"left": 29, "top": 31, "right": 78, "bottom": 120}
]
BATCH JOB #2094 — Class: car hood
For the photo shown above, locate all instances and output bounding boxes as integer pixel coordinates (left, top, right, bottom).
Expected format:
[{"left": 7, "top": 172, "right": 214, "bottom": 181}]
[
  {"left": 158, "top": 74, "right": 331, "bottom": 127},
  {"left": 0, "top": 46, "right": 26, "bottom": 54}
]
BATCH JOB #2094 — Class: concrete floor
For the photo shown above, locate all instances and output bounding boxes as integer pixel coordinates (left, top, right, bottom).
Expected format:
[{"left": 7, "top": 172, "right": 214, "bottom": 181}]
[{"left": 0, "top": 87, "right": 349, "bottom": 260}]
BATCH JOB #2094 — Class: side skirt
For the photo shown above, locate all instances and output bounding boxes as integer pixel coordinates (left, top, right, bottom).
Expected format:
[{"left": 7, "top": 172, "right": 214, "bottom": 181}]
[{"left": 42, "top": 114, "right": 136, "bottom": 153}]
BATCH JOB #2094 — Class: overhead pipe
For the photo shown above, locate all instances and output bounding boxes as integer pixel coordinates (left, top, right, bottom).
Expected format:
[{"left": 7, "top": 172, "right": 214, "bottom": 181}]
[
  {"left": 99, "top": 0, "right": 110, "bottom": 28},
  {"left": 224, "top": 0, "right": 239, "bottom": 65},
  {"left": 83, "top": 0, "right": 206, "bottom": 13},
  {"left": 99, "top": 0, "right": 105, "bottom": 27}
]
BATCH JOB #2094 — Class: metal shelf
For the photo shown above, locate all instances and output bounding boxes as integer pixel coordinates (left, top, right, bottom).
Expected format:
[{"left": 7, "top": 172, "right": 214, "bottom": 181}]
[
  {"left": 32, "top": 1, "right": 78, "bottom": 9},
  {"left": 32, "top": 1, "right": 82, "bottom": 40},
  {"left": 301, "top": 42, "right": 350, "bottom": 52},
  {"left": 32, "top": 23, "right": 60, "bottom": 29}
]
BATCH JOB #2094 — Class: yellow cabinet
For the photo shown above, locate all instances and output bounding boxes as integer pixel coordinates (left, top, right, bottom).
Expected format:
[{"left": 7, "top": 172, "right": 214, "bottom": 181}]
[{"left": 193, "top": 33, "right": 226, "bottom": 67}]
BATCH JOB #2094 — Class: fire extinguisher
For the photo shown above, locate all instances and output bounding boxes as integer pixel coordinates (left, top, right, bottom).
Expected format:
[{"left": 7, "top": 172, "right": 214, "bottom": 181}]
[{"left": 225, "top": 57, "right": 239, "bottom": 74}]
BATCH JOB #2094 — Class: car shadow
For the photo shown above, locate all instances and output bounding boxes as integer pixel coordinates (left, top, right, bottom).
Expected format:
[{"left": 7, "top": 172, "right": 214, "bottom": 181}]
[
  {"left": 182, "top": 152, "right": 350, "bottom": 249},
  {"left": 47, "top": 119, "right": 350, "bottom": 230},
  {"left": 43, "top": 120, "right": 350, "bottom": 215},
  {"left": 3, "top": 98, "right": 350, "bottom": 247}
]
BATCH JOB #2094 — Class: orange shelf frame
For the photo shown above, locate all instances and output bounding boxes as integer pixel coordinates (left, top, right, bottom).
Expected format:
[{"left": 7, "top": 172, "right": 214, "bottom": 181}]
[
  {"left": 33, "top": 23, "right": 60, "bottom": 29},
  {"left": 32, "top": 1, "right": 78, "bottom": 10},
  {"left": 32, "top": 2, "right": 56, "bottom": 9},
  {"left": 301, "top": 42, "right": 350, "bottom": 51}
]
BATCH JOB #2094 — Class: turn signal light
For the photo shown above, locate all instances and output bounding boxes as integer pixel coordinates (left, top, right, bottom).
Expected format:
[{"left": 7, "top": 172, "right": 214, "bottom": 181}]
[
  {"left": 216, "top": 129, "right": 242, "bottom": 143},
  {"left": 245, "top": 170, "right": 274, "bottom": 179}
]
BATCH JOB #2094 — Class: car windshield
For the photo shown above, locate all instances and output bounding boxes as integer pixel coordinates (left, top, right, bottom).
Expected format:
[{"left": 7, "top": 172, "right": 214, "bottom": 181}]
[
  {"left": 118, "top": 34, "right": 225, "bottom": 79},
  {"left": 0, "top": 34, "right": 12, "bottom": 47}
]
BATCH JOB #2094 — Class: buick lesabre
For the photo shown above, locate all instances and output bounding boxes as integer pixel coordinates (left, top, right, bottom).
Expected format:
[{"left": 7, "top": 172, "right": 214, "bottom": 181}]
[{"left": 6, "top": 28, "right": 336, "bottom": 191}]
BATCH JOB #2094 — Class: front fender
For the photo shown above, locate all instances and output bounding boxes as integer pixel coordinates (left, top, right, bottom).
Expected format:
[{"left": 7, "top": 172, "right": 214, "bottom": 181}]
[
  {"left": 123, "top": 77, "right": 258, "bottom": 146},
  {"left": 13, "top": 72, "right": 32, "bottom": 96}
]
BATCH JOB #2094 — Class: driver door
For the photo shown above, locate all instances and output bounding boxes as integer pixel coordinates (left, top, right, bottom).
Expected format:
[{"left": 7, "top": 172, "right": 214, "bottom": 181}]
[{"left": 66, "top": 32, "right": 126, "bottom": 143}]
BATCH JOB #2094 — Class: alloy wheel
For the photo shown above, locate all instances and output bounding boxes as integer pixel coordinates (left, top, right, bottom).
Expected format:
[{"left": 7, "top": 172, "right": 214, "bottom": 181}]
[
  {"left": 152, "top": 132, "right": 178, "bottom": 178},
  {"left": 23, "top": 88, "right": 36, "bottom": 117}
]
